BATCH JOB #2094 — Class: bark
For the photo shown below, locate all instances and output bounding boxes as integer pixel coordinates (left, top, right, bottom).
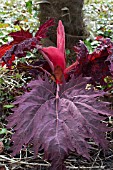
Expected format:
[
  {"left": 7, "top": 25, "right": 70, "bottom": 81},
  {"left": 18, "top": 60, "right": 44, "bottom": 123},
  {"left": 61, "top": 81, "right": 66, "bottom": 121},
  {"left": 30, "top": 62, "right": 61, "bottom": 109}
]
[{"left": 38, "top": 0, "right": 88, "bottom": 48}]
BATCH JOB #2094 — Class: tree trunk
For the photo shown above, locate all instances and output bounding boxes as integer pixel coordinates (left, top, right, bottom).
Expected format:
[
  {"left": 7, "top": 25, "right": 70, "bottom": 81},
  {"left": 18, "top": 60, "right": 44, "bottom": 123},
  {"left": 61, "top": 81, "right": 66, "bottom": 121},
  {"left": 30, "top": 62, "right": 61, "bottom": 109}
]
[{"left": 38, "top": 0, "right": 88, "bottom": 48}]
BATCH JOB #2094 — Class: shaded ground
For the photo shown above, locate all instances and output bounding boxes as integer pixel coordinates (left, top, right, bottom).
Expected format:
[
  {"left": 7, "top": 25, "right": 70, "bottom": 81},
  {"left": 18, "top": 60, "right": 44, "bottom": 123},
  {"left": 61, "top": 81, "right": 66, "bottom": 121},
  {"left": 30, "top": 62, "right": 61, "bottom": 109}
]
[{"left": 1, "top": 140, "right": 113, "bottom": 170}]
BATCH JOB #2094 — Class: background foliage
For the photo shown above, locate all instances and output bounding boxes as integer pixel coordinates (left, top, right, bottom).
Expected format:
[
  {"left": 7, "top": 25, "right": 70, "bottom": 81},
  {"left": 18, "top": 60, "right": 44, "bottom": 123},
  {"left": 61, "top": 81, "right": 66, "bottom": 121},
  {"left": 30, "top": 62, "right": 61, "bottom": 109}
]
[{"left": 0, "top": 0, "right": 113, "bottom": 49}]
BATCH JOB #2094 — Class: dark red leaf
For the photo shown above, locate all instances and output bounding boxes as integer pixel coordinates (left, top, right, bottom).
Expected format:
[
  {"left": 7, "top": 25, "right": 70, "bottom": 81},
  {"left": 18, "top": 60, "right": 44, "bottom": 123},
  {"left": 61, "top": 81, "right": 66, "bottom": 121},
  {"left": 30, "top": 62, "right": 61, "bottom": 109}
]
[
  {"left": 0, "top": 44, "right": 13, "bottom": 58},
  {"left": 35, "top": 18, "right": 54, "bottom": 39},
  {"left": 1, "top": 19, "right": 54, "bottom": 67},
  {"left": 2, "top": 37, "right": 40, "bottom": 67},
  {"left": 9, "top": 28, "right": 32, "bottom": 43},
  {"left": 57, "top": 20, "right": 65, "bottom": 55},
  {"left": 7, "top": 76, "right": 112, "bottom": 170},
  {"left": 65, "top": 39, "right": 113, "bottom": 86},
  {"left": 40, "top": 20, "right": 66, "bottom": 83},
  {"left": 0, "top": 44, "right": 15, "bottom": 66},
  {"left": 0, "top": 29, "right": 33, "bottom": 66},
  {"left": 42, "top": 47, "right": 66, "bottom": 71}
]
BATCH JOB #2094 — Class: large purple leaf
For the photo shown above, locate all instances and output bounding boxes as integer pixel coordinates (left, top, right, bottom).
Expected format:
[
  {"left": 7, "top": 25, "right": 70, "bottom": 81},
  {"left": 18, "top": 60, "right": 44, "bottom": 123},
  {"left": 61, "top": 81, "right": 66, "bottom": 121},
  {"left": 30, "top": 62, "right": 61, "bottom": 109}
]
[{"left": 7, "top": 76, "right": 112, "bottom": 170}]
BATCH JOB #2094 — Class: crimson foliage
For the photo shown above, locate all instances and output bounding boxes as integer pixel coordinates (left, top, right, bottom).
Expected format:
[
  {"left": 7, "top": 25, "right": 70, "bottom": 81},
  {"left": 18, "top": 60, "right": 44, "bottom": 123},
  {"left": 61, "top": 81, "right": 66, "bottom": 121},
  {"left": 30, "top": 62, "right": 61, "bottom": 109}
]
[
  {"left": 65, "top": 38, "right": 113, "bottom": 86},
  {"left": 7, "top": 76, "right": 112, "bottom": 170},
  {"left": 1, "top": 18, "right": 54, "bottom": 67}
]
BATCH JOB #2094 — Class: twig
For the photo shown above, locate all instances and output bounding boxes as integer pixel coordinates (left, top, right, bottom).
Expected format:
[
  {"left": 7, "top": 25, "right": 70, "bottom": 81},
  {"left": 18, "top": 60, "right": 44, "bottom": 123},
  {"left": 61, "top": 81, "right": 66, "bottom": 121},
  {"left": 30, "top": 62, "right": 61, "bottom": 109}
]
[
  {"left": 66, "top": 166, "right": 105, "bottom": 169},
  {"left": 0, "top": 155, "right": 50, "bottom": 167},
  {"left": 89, "top": 149, "right": 101, "bottom": 170}
]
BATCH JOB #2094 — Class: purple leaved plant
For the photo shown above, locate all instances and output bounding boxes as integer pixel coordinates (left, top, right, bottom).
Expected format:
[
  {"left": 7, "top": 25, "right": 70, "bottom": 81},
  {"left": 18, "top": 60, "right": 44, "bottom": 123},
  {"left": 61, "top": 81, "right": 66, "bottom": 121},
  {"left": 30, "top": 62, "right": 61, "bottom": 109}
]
[
  {"left": 0, "top": 19, "right": 113, "bottom": 170},
  {"left": 0, "top": 18, "right": 54, "bottom": 67},
  {"left": 65, "top": 38, "right": 113, "bottom": 86},
  {"left": 7, "top": 75, "right": 112, "bottom": 170}
]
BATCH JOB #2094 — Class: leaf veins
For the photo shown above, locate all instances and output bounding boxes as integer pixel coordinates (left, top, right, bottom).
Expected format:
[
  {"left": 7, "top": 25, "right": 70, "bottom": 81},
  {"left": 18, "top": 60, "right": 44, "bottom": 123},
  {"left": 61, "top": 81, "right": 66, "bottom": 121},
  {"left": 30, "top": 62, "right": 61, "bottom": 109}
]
[{"left": 7, "top": 76, "right": 112, "bottom": 170}]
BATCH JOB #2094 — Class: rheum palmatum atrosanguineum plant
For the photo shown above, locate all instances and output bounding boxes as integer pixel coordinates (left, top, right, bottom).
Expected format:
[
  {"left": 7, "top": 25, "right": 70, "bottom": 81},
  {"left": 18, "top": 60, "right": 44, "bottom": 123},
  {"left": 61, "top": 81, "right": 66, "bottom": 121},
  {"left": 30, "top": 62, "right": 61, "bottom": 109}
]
[{"left": 0, "top": 20, "right": 113, "bottom": 170}]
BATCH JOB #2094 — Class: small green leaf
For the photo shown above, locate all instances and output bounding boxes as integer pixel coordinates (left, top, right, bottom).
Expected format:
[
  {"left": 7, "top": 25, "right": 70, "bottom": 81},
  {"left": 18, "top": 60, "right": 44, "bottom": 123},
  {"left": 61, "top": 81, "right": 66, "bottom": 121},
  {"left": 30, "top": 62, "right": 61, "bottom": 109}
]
[
  {"left": 26, "top": 1, "right": 32, "bottom": 14},
  {"left": 66, "top": 49, "right": 70, "bottom": 55},
  {"left": 3, "top": 104, "right": 14, "bottom": 109},
  {"left": 0, "top": 128, "right": 7, "bottom": 135},
  {"left": 16, "top": 73, "right": 21, "bottom": 79}
]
